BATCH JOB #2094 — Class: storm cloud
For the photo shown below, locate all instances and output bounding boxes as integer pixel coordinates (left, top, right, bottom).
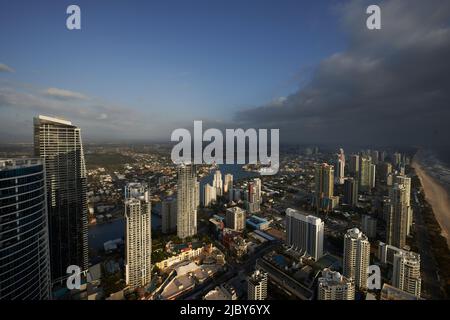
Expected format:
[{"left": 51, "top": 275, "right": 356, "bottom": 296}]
[{"left": 234, "top": 0, "right": 450, "bottom": 147}]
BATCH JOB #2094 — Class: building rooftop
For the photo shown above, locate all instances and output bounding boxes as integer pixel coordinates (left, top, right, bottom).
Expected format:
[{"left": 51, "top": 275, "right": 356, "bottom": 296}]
[
  {"left": 381, "top": 283, "right": 421, "bottom": 300},
  {"left": 35, "top": 115, "right": 73, "bottom": 126},
  {"left": 0, "top": 158, "right": 42, "bottom": 171}
]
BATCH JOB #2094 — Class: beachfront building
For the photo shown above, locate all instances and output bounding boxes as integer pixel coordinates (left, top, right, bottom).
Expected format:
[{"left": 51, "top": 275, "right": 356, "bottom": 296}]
[
  {"left": 387, "top": 183, "right": 409, "bottom": 249},
  {"left": 392, "top": 251, "right": 421, "bottom": 298},
  {"left": 395, "top": 175, "right": 412, "bottom": 235}
]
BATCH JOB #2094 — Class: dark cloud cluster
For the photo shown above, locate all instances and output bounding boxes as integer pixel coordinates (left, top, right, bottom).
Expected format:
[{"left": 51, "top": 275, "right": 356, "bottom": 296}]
[{"left": 234, "top": 0, "right": 450, "bottom": 147}]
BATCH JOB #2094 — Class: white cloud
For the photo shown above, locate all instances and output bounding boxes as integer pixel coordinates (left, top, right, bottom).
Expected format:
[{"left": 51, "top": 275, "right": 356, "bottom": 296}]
[
  {"left": 0, "top": 63, "right": 15, "bottom": 73},
  {"left": 44, "top": 87, "right": 88, "bottom": 100}
]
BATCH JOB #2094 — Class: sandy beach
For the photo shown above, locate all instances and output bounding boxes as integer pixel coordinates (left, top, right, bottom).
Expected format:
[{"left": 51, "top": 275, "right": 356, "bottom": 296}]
[{"left": 412, "top": 159, "right": 450, "bottom": 248}]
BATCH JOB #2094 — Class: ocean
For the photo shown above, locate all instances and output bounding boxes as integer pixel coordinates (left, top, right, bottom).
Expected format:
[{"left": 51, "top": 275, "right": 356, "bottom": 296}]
[{"left": 415, "top": 148, "right": 450, "bottom": 191}]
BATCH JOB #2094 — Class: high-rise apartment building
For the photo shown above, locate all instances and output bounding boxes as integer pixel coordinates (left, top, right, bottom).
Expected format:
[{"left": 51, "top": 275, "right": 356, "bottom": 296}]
[
  {"left": 361, "top": 214, "right": 377, "bottom": 239},
  {"left": 343, "top": 228, "right": 370, "bottom": 290},
  {"left": 161, "top": 197, "right": 177, "bottom": 234},
  {"left": 0, "top": 159, "right": 51, "bottom": 299},
  {"left": 349, "top": 154, "right": 360, "bottom": 178},
  {"left": 247, "top": 270, "right": 268, "bottom": 300},
  {"left": 318, "top": 268, "right": 355, "bottom": 300},
  {"left": 177, "top": 163, "right": 198, "bottom": 239},
  {"left": 387, "top": 183, "right": 409, "bottom": 249},
  {"left": 359, "top": 156, "right": 372, "bottom": 192},
  {"left": 378, "top": 162, "right": 393, "bottom": 184},
  {"left": 335, "top": 148, "right": 345, "bottom": 185},
  {"left": 226, "top": 207, "right": 246, "bottom": 231},
  {"left": 195, "top": 181, "right": 200, "bottom": 209},
  {"left": 393, "top": 152, "right": 402, "bottom": 168},
  {"left": 213, "top": 170, "right": 223, "bottom": 197},
  {"left": 124, "top": 183, "right": 152, "bottom": 290},
  {"left": 246, "top": 178, "right": 262, "bottom": 214},
  {"left": 202, "top": 183, "right": 217, "bottom": 207},
  {"left": 369, "top": 164, "right": 376, "bottom": 189},
  {"left": 285, "top": 208, "right": 324, "bottom": 260},
  {"left": 314, "top": 163, "right": 337, "bottom": 211},
  {"left": 224, "top": 174, "right": 233, "bottom": 194},
  {"left": 392, "top": 251, "right": 421, "bottom": 298},
  {"left": 371, "top": 150, "right": 379, "bottom": 165},
  {"left": 34, "top": 115, "right": 88, "bottom": 284},
  {"left": 395, "top": 175, "right": 412, "bottom": 235},
  {"left": 343, "top": 177, "right": 358, "bottom": 207}
]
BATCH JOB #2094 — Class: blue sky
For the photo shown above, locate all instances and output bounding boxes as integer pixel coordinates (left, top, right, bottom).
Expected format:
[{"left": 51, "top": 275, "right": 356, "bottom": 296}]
[
  {"left": 3, "top": 0, "right": 447, "bottom": 147},
  {"left": 0, "top": 0, "right": 347, "bottom": 141}
]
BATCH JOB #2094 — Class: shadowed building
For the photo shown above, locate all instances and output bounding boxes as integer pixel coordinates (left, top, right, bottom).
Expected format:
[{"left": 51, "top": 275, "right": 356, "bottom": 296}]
[{"left": 34, "top": 115, "right": 88, "bottom": 285}]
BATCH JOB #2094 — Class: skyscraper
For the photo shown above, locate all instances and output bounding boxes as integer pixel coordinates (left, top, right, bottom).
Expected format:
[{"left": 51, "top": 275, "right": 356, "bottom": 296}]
[
  {"left": 387, "top": 183, "right": 409, "bottom": 249},
  {"left": 395, "top": 175, "right": 412, "bottom": 236},
  {"left": 177, "top": 163, "right": 198, "bottom": 239},
  {"left": 378, "top": 162, "right": 393, "bottom": 184},
  {"left": 124, "top": 183, "right": 152, "bottom": 290},
  {"left": 393, "top": 152, "right": 402, "bottom": 168},
  {"left": 0, "top": 159, "right": 51, "bottom": 299},
  {"left": 285, "top": 208, "right": 324, "bottom": 260},
  {"left": 318, "top": 268, "right": 355, "bottom": 300},
  {"left": 247, "top": 270, "right": 268, "bottom": 300},
  {"left": 359, "top": 156, "right": 372, "bottom": 192},
  {"left": 369, "top": 164, "right": 376, "bottom": 189},
  {"left": 226, "top": 207, "right": 246, "bottom": 231},
  {"left": 195, "top": 180, "right": 200, "bottom": 209},
  {"left": 335, "top": 148, "right": 345, "bottom": 185},
  {"left": 343, "top": 228, "right": 370, "bottom": 290},
  {"left": 314, "top": 163, "right": 336, "bottom": 211},
  {"left": 343, "top": 177, "right": 358, "bottom": 207},
  {"left": 246, "top": 178, "right": 262, "bottom": 214},
  {"left": 161, "top": 197, "right": 177, "bottom": 234},
  {"left": 370, "top": 150, "right": 379, "bottom": 165},
  {"left": 361, "top": 214, "right": 377, "bottom": 239},
  {"left": 202, "top": 183, "right": 217, "bottom": 207},
  {"left": 349, "top": 154, "right": 360, "bottom": 178},
  {"left": 392, "top": 251, "right": 421, "bottom": 298},
  {"left": 213, "top": 170, "right": 223, "bottom": 197},
  {"left": 34, "top": 115, "right": 88, "bottom": 284},
  {"left": 224, "top": 174, "right": 233, "bottom": 194}
]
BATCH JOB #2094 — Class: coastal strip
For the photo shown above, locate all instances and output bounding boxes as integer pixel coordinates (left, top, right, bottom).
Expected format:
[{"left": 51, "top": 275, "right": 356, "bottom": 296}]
[{"left": 412, "top": 159, "right": 450, "bottom": 248}]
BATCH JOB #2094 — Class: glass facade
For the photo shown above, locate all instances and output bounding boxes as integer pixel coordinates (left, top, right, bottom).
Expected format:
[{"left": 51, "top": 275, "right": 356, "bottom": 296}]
[{"left": 0, "top": 159, "right": 51, "bottom": 300}]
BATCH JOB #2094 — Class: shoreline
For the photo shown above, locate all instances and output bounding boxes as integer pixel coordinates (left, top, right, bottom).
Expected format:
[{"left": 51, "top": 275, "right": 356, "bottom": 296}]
[{"left": 412, "top": 158, "right": 450, "bottom": 248}]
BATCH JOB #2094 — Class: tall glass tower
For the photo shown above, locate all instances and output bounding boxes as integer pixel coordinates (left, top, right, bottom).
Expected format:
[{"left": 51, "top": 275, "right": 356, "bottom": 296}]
[
  {"left": 0, "top": 158, "right": 51, "bottom": 299},
  {"left": 33, "top": 115, "right": 88, "bottom": 285}
]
